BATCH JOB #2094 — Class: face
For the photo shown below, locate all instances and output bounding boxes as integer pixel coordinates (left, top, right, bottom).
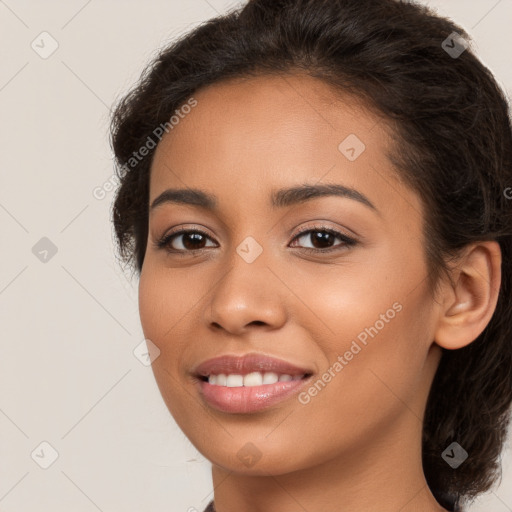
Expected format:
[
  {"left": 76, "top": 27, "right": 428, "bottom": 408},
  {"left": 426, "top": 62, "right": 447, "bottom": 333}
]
[{"left": 139, "top": 73, "right": 443, "bottom": 475}]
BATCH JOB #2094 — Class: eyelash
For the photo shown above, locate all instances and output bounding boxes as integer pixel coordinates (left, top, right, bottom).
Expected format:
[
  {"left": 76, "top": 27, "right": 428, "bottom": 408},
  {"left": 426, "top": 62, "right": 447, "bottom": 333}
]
[{"left": 154, "top": 224, "right": 358, "bottom": 256}]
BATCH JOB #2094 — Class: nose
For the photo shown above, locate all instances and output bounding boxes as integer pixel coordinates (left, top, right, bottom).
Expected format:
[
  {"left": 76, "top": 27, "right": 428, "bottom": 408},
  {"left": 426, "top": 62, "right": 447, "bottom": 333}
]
[{"left": 204, "top": 249, "right": 288, "bottom": 335}]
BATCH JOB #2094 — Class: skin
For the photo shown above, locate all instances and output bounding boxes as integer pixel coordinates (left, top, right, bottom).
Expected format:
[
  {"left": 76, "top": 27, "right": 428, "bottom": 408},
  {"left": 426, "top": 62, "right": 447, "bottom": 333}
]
[{"left": 138, "top": 72, "right": 502, "bottom": 512}]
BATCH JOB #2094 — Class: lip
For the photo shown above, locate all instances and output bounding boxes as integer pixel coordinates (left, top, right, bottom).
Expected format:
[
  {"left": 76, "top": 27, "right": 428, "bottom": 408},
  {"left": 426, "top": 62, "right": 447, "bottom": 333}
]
[
  {"left": 193, "top": 353, "right": 313, "bottom": 378},
  {"left": 192, "top": 353, "right": 314, "bottom": 414}
]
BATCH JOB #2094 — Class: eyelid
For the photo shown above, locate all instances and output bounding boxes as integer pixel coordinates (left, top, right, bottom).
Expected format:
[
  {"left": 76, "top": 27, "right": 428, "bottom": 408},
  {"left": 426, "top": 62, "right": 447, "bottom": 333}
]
[
  {"left": 289, "top": 222, "right": 356, "bottom": 243},
  {"left": 164, "top": 224, "right": 215, "bottom": 240}
]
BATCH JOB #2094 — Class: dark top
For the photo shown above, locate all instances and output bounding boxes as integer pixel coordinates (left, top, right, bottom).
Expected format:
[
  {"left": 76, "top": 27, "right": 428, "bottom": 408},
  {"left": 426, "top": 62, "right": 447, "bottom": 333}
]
[
  {"left": 203, "top": 501, "right": 215, "bottom": 512},
  {"left": 435, "top": 489, "right": 461, "bottom": 511},
  {"left": 202, "top": 490, "right": 460, "bottom": 511}
]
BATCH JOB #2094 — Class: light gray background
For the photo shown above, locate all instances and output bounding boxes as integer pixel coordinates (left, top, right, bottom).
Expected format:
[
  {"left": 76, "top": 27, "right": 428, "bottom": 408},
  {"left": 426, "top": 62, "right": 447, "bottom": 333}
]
[{"left": 1, "top": 1, "right": 511, "bottom": 511}]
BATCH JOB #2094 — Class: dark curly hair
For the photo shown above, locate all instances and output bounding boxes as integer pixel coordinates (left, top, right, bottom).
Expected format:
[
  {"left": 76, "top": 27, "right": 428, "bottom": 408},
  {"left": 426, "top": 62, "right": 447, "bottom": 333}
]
[{"left": 109, "top": 0, "right": 512, "bottom": 509}]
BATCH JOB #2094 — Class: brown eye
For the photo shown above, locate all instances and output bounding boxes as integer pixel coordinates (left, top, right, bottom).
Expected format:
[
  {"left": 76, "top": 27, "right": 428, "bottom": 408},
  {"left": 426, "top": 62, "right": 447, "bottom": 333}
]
[
  {"left": 297, "top": 230, "right": 336, "bottom": 249},
  {"left": 289, "top": 227, "right": 357, "bottom": 253},
  {"left": 156, "top": 229, "right": 217, "bottom": 252}
]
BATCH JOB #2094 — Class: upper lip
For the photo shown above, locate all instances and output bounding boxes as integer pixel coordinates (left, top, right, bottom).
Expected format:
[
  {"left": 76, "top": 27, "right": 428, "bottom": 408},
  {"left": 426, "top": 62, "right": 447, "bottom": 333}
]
[{"left": 193, "top": 353, "right": 313, "bottom": 378}]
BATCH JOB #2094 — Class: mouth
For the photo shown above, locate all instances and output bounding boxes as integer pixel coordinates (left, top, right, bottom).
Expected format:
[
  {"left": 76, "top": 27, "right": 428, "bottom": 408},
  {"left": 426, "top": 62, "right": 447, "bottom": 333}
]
[{"left": 192, "top": 353, "right": 314, "bottom": 413}]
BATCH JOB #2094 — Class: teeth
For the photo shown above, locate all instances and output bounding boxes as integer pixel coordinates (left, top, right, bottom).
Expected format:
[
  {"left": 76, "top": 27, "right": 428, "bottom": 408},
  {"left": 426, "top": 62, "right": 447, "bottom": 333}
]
[
  {"left": 244, "top": 372, "right": 263, "bottom": 386},
  {"left": 262, "top": 371, "right": 279, "bottom": 384},
  {"left": 207, "top": 371, "right": 303, "bottom": 387},
  {"left": 226, "top": 374, "right": 244, "bottom": 387}
]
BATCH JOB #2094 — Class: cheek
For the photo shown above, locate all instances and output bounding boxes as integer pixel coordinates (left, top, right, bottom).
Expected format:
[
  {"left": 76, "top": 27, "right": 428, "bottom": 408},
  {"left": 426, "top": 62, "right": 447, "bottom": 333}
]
[
  {"left": 292, "top": 248, "right": 434, "bottom": 411},
  {"left": 138, "top": 263, "right": 199, "bottom": 343},
  {"left": 291, "top": 303, "right": 433, "bottom": 465},
  {"left": 138, "top": 265, "right": 191, "bottom": 391},
  {"left": 138, "top": 266, "right": 200, "bottom": 426},
  {"left": 138, "top": 268, "right": 164, "bottom": 341}
]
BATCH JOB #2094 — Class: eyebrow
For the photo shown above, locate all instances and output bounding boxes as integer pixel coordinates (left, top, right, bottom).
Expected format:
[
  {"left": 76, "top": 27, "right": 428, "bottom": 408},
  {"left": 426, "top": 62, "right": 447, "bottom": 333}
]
[{"left": 150, "top": 183, "right": 378, "bottom": 213}]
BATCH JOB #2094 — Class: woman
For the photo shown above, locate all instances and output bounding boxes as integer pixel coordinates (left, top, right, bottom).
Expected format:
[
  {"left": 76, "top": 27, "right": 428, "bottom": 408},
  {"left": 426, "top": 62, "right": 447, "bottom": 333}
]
[{"left": 109, "top": 0, "right": 512, "bottom": 510}]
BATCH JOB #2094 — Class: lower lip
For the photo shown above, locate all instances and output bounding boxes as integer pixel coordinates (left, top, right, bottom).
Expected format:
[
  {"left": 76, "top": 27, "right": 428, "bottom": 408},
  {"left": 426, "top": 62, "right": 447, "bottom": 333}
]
[{"left": 197, "top": 377, "right": 310, "bottom": 414}]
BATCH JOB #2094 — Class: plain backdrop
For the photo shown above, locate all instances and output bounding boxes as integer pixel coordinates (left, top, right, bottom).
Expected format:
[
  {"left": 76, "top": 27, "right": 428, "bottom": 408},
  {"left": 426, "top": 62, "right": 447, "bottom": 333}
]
[{"left": 1, "top": 1, "right": 511, "bottom": 511}]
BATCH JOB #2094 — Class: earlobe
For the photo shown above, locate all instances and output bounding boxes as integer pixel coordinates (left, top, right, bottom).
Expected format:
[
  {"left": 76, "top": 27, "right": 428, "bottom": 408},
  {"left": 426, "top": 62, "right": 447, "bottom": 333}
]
[{"left": 434, "top": 241, "right": 502, "bottom": 350}]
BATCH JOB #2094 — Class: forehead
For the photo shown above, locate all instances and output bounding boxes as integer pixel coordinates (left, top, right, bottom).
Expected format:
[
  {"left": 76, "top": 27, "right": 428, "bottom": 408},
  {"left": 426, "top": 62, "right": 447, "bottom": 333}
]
[
  {"left": 153, "top": 73, "right": 383, "bottom": 167},
  {"left": 149, "top": 72, "right": 419, "bottom": 221}
]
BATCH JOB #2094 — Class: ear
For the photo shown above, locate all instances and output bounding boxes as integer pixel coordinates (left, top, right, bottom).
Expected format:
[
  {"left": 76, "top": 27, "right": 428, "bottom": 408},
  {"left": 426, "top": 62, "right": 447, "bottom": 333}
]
[{"left": 434, "top": 241, "right": 502, "bottom": 350}]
